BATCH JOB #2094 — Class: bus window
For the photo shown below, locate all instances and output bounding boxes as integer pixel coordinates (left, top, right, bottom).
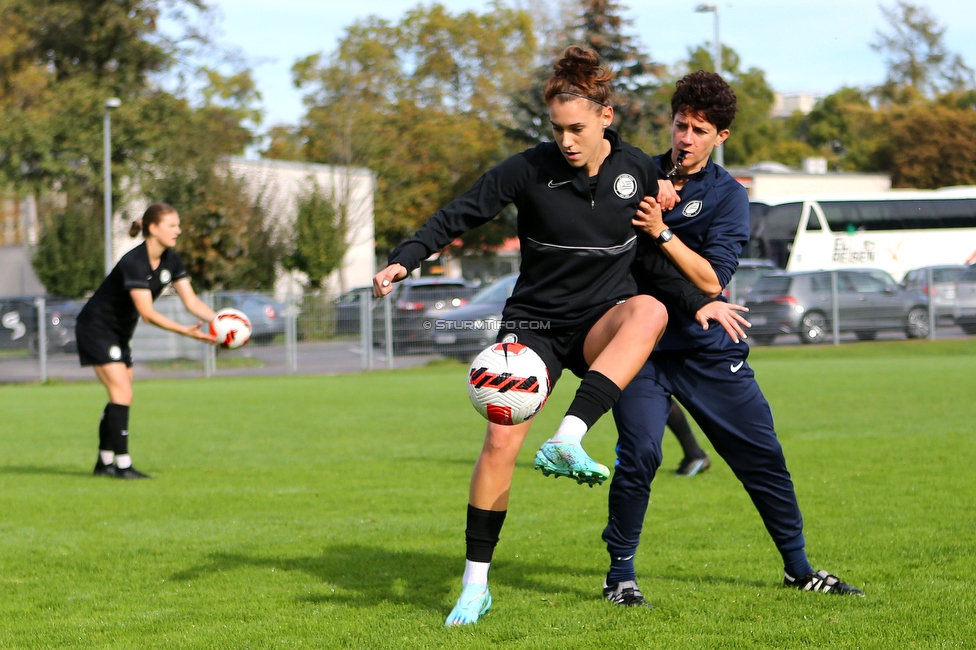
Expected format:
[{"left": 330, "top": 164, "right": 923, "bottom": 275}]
[
  {"left": 805, "top": 211, "right": 822, "bottom": 231},
  {"left": 819, "top": 199, "right": 976, "bottom": 231},
  {"left": 748, "top": 202, "right": 802, "bottom": 268}
]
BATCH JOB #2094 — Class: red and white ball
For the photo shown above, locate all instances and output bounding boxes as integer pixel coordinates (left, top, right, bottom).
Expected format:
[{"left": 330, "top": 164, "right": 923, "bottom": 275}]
[
  {"left": 468, "top": 341, "right": 550, "bottom": 426},
  {"left": 210, "top": 308, "right": 252, "bottom": 349}
]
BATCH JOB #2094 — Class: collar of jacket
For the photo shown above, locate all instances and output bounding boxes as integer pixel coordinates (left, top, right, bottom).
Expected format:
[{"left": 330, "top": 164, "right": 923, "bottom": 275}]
[
  {"left": 544, "top": 128, "right": 624, "bottom": 191},
  {"left": 656, "top": 148, "right": 711, "bottom": 184}
]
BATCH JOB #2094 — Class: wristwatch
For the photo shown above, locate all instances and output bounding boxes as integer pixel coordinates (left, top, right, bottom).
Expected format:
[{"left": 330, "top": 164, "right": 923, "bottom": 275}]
[{"left": 655, "top": 228, "right": 674, "bottom": 245}]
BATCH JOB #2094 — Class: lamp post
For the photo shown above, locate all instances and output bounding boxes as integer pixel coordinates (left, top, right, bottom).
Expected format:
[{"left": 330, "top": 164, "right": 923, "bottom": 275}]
[
  {"left": 103, "top": 97, "right": 121, "bottom": 276},
  {"left": 694, "top": 3, "right": 723, "bottom": 167}
]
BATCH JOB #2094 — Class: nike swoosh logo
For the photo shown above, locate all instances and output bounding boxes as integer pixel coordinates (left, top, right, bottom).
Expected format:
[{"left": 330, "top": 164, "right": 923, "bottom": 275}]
[
  {"left": 548, "top": 180, "right": 572, "bottom": 188},
  {"left": 730, "top": 361, "right": 744, "bottom": 373}
]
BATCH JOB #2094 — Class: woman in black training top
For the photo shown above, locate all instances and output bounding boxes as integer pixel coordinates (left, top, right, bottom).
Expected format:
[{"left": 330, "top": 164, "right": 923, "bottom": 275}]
[
  {"left": 373, "top": 46, "right": 748, "bottom": 625},
  {"left": 76, "top": 203, "right": 216, "bottom": 479}
]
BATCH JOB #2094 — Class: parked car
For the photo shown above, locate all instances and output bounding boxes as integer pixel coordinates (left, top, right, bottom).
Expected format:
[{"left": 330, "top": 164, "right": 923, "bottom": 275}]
[
  {"left": 333, "top": 287, "right": 370, "bottom": 335},
  {"left": 213, "top": 292, "right": 286, "bottom": 344},
  {"left": 953, "top": 264, "right": 976, "bottom": 335},
  {"left": 901, "top": 265, "right": 967, "bottom": 323},
  {"left": 374, "top": 277, "right": 477, "bottom": 353},
  {"left": 432, "top": 273, "right": 520, "bottom": 361},
  {"left": 0, "top": 295, "right": 82, "bottom": 355},
  {"left": 744, "top": 269, "right": 930, "bottom": 345},
  {"left": 724, "top": 258, "right": 778, "bottom": 304}
]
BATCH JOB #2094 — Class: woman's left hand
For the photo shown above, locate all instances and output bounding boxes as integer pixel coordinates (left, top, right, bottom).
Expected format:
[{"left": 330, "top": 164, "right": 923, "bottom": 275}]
[{"left": 695, "top": 301, "right": 751, "bottom": 343}]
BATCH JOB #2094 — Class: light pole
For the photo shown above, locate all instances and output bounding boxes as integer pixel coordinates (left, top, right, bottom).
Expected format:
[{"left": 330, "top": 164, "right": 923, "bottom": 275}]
[
  {"left": 103, "top": 97, "right": 121, "bottom": 276},
  {"left": 694, "top": 3, "right": 723, "bottom": 167}
]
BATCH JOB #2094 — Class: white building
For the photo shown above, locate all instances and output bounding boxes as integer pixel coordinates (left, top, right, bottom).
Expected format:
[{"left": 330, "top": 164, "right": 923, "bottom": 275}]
[
  {"left": 771, "top": 92, "right": 823, "bottom": 118},
  {"left": 728, "top": 162, "right": 891, "bottom": 198},
  {"left": 117, "top": 157, "right": 376, "bottom": 298}
]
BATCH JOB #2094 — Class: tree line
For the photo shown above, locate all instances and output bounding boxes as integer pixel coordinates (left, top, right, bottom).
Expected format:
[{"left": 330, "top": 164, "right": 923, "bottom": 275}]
[{"left": 2, "top": 0, "right": 974, "bottom": 297}]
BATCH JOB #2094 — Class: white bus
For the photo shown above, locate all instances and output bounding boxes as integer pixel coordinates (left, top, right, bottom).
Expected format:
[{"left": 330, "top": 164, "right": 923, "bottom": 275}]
[{"left": 746, "top": 187, "right": 976, "bottom": 281}]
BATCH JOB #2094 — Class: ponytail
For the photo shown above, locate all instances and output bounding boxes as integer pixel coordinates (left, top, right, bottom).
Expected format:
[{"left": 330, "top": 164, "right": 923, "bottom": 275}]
[
  {"left": 135, "top": 203, "right": 177, "bottom": 238},
  {"left": 129, "top": 220, "right": 143, "bottom": 237}
]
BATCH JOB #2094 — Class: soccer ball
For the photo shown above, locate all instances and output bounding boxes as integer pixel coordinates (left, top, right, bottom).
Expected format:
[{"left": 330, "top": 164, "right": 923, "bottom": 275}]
[
  {"left": 468, "top": 341, "right": 550, "bottom": 426},
  {"left": 210, "top": 308, "right": 252, "bottom": 349}
]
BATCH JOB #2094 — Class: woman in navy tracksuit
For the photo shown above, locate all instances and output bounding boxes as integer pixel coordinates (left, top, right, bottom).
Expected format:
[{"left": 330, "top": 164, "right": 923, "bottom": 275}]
[
  {"left": 602, "top": 71, "right": 863, "bottom": 607},
  {"left": 373, "top": 49, "right": 747, "bottom": 625}
]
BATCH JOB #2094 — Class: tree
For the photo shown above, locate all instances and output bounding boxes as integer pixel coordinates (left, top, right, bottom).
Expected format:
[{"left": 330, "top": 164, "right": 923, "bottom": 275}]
[
  {"left": 872, "top": 1, "right": 975, "bottom": 99},
  {"left": 284, "top": 185, "right": 348, "bottom": 288},
  {"left": 0, "top": 0, "right": 263, "bottom": 294},
  {"left": 30, "top": 192, "right": 104, "bottom": 297},
  {"left": 272, "top": 2, "right": 536, "bottom": 253},
  {"left": 507, "top": 0, "right": 669, "bottom": 152},
  {"left": 148, "top": 164, "right": 281, "bottom": 291},
  {"left": 874, "top": 104, "right": 976, "bottom": 188}
]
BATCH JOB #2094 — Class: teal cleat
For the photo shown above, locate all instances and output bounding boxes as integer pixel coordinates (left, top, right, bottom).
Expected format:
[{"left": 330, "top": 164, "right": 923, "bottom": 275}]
[
  {"left": 534, "top": 440, "right": 610, "bottom": 486},
  {"left": 445, "top": 583, "right": 492, "bottom": 626}
]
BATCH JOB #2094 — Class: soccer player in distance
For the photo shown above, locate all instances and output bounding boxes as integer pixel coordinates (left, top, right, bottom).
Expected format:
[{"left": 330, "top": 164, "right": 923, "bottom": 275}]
[
  {"left": 600, "top": 71, "right": 863, "bottom": 607},
  {"left": 76, "top": 203, "right": 216, "bottom": 479},
  {"left": 373, "top": 47, "right": 750, "bottom": 626}
]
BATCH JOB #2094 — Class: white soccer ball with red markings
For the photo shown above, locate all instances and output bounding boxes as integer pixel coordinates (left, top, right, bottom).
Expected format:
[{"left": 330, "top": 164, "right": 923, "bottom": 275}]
[
  {"left": 210, "top": 308, "right": 252, "bottom": 350},
  {"left": 468, "top": 341, "right": 550, "bottom": 426}
]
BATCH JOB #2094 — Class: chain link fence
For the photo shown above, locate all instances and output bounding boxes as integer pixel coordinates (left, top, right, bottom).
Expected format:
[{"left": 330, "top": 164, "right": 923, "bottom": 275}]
[{"left": 2, "top": 269, "right": 974, "bottom": 384}]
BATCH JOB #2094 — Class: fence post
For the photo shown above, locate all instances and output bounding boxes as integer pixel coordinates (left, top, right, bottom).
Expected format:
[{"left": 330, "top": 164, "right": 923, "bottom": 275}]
[
  {"left": 34, "top": 296, "right": 47, "bottom": 383},
  {"left": 384, "top": 293, "right": 394, "bottom": 370},
  {"left": 287, "top": 285, "right": 298, "bottom": 373},
  {"left": 203, "top": 292, "right": 215, "bottom": 378},
  {"left": 926, "top": 267, "right": 936, "bottom": 341},
  {"left": 360, "top": 290, "right": 371, "bottom": 371},
  {"left": 728, "top": 275, "right": 737, "bottom": 306},
  {"left": 830, "top": 271, "right": 840, "bottom": 346}
]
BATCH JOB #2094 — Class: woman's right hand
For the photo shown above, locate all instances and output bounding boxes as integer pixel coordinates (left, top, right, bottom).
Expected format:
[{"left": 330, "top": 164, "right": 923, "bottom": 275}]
[
  {"left": 373, "top": 264, "right": 408, "bottom": 298},
  {"left": 186, "top": 321, "right": 218, "bottom": 344}
]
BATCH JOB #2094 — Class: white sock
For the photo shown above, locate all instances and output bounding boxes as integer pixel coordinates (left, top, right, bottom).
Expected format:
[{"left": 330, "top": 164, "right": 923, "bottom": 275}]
[
  {"left": 115, "top": 454, "right": 132, "bottom": 469},
  {"left": 550, "top": 415, "right": 588, "bottom": 445},
  {"left": 99, "top": 450, "right": 114, "bottom": 465},
  {"left": 462, "top": 560, "right": 490, "bottom": 586}
]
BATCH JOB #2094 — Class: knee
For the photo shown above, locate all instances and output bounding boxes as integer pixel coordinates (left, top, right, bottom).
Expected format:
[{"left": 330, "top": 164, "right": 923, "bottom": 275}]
[
  {"left": 481, "top": 423, "right": 527, "bottom": 458},
  {"left": 629, "top": 296, "right": 668, "bottom": 338}
]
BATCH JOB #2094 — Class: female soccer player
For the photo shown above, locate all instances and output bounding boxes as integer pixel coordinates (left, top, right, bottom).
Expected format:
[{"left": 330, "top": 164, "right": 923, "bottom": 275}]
[
  {"left": 373, "top": 47, "right": 749, "bottom": 625},
  {"left": 76, "top": 203, "right": 216, "bottom": 479}
]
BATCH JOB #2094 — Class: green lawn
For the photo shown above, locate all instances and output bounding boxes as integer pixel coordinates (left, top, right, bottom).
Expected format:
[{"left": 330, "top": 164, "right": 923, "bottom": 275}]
[{"left": 1, "top": 340, "right": 974, "bottom": 648}]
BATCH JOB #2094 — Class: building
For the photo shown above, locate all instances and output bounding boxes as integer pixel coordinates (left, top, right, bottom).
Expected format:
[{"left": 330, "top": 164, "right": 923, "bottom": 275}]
[
  {"left": 0, "top": 193, "right": 44, "bottom": 297},
  {"left": 728, "top": 161, "right": 891, "bottom": 198},
  {"left": 770, "top": 92, "right": 823, "bottom": 118}
]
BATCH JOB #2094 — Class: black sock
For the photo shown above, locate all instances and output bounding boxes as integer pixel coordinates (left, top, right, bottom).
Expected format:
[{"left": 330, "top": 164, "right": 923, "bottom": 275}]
[
  {"left": 566, "top": 370, "right": 621, "bottom": 429},
  {"left": 98, "top": 404, "right": 114, "bottom": 452},
  {"left": 667, "top": 400, "right": 705, "bottom": 459},
  {"left": 103, "top": 403, "right": 130, "bottom": 457},
  {"left": 465, "top": 505, "right": 507, "bottom": 563}
]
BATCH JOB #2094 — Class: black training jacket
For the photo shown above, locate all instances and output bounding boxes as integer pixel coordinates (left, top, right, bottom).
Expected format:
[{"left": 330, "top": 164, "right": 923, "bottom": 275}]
[{"left": 389, "top": 130, "right": 711, "bottom": 331}]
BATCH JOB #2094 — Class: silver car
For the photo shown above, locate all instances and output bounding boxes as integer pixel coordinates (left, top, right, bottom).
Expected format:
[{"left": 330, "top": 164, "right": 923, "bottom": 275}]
[
  {"left": 953, "top": 265, "right": 976, "bottom": 335},
  {"left": 745, "top": 269, "right": 930, "bottom": 345},
  {"left": 901, "top": 265, "right": 967, "bottom": 324}
]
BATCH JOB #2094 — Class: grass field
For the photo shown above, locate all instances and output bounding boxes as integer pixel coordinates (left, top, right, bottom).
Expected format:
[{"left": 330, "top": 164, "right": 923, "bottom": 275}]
[{"left": 1, "top": 340, "right": 975, "bottom": 648}]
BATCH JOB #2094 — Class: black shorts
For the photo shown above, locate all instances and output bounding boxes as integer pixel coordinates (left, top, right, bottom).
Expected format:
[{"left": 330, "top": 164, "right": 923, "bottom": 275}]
[
  {"left": 496, "top": 298, "right": 625, "bottom": 389},
  {"left": 76, "top": 321, "right": 134, "bottom": 367}
]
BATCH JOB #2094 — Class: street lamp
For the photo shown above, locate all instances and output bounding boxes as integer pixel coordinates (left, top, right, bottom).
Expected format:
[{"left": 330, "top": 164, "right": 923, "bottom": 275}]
[
  {"left": 694, "top": 3, "right": 723, "bottom": 167},
  {"left": 103, "top": 97, "right": 121, "bottom": 276}
]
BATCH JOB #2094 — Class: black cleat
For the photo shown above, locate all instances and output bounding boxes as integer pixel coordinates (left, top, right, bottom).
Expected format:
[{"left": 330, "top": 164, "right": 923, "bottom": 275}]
[
  {"left": 784, "top": 570, "right": 863, "bottom": 596},
  {"left": 114, "top": 465, "right": 152, "bottom": 480},
  {"left": 675, "top": 455, "right": 711, "bottom": 477},
  {"left": 603, "top": 578, "right": 654, "bottom": 608},
  {"left": 93, "top": 458, "right": 116, "bottom": 477}
]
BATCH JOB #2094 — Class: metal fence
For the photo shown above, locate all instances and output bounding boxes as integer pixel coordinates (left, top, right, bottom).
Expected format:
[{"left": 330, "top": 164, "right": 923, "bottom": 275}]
[{"left": 1, "top": 270, "right": 973, "bottom": 384}]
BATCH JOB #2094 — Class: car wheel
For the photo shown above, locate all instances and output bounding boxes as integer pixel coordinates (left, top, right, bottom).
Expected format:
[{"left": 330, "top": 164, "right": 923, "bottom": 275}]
[
  {"left": 854, "top": 331, "right": 877, "bottom": 341},
  {"left": 960, "top": 323, "right": 976, "bottom": 335},
  {"left": 750, "top": 334, "right": 776, "bottom": 346},
  {"left": 905, "top": 307, "right": 929, "bottom": 339},
  {"left": 798, "top": 311, "right": 827, "bottom": 344}
]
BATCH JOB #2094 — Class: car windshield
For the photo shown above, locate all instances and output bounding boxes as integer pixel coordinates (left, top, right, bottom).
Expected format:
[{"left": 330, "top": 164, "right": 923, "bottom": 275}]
[
  {"left": 960, "top": 266, "right": 976, "bottom": 282},
  {"left": 470, "top": 276, "right": 518, "bottom": 305}
]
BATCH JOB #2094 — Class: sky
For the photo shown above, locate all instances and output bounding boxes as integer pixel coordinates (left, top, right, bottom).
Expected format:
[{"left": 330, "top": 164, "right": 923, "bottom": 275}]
[{"left": 200, "top": 0, "right": 976, "bottom": 129}]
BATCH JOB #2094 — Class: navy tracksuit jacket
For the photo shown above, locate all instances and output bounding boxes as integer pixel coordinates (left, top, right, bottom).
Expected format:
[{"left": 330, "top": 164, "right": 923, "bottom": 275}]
[{"left": 603, "top": 154, "right": 807, "bottom": 562}]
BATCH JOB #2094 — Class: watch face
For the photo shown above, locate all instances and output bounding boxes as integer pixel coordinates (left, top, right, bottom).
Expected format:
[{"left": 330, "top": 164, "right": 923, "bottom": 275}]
[{"left": 658, "top": 229, "right": 673, "bottom": 243}]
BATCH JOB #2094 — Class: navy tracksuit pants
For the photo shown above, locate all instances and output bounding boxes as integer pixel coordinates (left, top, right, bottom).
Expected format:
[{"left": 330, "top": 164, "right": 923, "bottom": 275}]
[{"left": 603, "top": 339, "right": 806, "bottom": 562}]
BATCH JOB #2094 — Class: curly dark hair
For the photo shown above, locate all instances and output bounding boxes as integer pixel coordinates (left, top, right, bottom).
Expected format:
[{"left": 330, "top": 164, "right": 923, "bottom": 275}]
[{"left": 671, "top": 71, "right": 738, "bottom": 132}]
